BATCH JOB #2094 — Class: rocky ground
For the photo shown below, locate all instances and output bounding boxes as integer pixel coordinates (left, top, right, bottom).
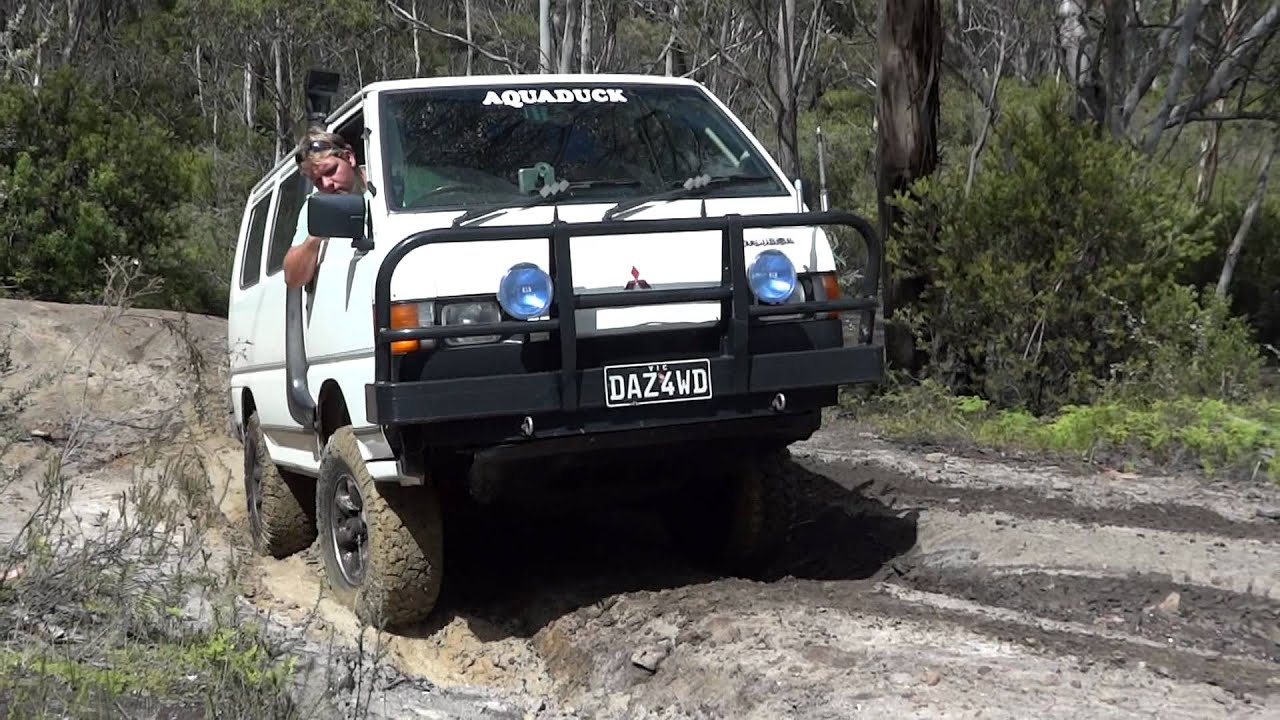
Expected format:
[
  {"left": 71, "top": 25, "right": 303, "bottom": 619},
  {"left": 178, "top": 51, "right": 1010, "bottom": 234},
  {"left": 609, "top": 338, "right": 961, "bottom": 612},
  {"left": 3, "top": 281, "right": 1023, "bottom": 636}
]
[{"left": 1, "top": 298, "right": 1277, "bottom": 719}]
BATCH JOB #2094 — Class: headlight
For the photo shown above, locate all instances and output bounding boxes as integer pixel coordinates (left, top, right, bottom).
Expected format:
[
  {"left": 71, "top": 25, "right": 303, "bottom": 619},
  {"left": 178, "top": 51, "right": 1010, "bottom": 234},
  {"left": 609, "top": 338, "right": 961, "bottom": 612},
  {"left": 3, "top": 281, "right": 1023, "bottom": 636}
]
[
  {"left": 441, "top": 301, "right": 502, "bottom": 345},
  {"left": 747, "top": 250, "right": 797, "bottom": 304},
  {"left": 497, "top": 262, "right": 553, "bottom": 319}
]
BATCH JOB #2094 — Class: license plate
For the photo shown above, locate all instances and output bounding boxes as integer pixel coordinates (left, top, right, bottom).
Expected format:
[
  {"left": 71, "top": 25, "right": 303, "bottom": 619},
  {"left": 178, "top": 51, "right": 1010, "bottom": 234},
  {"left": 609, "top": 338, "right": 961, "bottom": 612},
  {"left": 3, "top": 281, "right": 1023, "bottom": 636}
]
[{"left": 604, "top": 359, "right": 712, "bottom": 407}]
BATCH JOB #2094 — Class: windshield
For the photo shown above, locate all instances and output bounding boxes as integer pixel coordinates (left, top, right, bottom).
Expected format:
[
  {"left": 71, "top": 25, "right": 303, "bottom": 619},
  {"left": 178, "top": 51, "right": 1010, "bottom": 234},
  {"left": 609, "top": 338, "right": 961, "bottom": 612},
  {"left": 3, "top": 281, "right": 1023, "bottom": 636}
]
[{"left": 378, "top": 83, "right": 788, "bottom": 212}]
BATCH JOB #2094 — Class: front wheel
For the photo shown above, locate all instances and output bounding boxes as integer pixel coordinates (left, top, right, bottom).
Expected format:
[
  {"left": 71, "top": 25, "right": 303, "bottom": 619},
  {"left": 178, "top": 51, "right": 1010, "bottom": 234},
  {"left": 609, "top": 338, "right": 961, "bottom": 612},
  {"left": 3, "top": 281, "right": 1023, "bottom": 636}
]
[
  {"left": 315, "top": 427, "right": 444, "bottom": 628},
  {"left": 663, "top": 447, "right": 796, "bottom": 577}
]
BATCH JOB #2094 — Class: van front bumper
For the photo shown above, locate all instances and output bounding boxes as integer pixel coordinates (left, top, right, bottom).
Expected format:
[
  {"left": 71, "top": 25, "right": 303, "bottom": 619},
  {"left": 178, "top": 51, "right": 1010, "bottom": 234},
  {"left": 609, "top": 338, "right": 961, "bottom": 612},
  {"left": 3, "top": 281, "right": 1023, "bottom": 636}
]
[{"left": 364, "top": 210, "right": 884, "bottom": 447}]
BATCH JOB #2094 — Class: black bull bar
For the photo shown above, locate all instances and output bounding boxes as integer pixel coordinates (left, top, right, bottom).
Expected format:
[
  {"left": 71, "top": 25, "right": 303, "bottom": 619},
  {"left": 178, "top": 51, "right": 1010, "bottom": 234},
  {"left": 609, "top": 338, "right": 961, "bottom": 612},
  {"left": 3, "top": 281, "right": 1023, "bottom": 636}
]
[{"left": 285, "top": 210, "right": 884, "bottom": 430}]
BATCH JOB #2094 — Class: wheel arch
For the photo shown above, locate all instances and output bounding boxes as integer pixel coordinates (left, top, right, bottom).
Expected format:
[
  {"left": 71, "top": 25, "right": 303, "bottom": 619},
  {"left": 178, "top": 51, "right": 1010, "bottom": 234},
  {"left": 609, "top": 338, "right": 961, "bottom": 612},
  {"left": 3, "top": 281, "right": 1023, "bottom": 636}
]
[
  {"left": 240, "top": 388, "right": 257, "bottom": 425},
  {"left": 317, "top": 379, "right": 351, "bottom": 448}
]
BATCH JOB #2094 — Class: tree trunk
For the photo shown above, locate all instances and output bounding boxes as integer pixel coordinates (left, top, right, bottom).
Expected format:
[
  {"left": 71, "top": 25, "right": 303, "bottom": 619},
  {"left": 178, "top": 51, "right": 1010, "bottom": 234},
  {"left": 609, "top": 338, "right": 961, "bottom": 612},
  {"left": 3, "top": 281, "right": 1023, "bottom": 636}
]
[
  {"left": 876, "top": 0, "right": 941, "bottom": 370},
  {"left": 273, "top": 31, "right": 287, "bottom": 161},
  {"left": 772, "top": 0, "right": 799, "bottom": 179},
  {"left": 1195, "top": 0, "right": 1241, "bottom": 205},
  {"left": 465, "top": 0, "right": 473, "bottom": 75},
  {"left": 1058, "top": 0, "right": 1108, "bottom": 123},
  {"left": 1217, "top": 141, "right": 1275, "bottom": 299},
  {"left": 410, "top": 0, "right": 421, "bottom": 75},
  {"left": 557, "top": 0, "right": 577, "bottom": 73},
  {"left": 243, "top": 59, "right": 255, "bottom": 128},
  {"left": 580, "top": 0, "right": 592, "bottom": 72},
  {"left": 539, "top": 0, "right": 552, "bottom": 72}
]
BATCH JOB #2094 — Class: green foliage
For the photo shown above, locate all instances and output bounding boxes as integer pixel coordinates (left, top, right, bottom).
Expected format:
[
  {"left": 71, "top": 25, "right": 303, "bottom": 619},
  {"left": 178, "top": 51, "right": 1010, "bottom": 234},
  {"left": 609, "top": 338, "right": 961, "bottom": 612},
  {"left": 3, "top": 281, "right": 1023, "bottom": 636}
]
[
  {"left": 845, "top": 378, "right": 1279, "bottom": 482},
  {"left": 1105, "top": 284, "right": 1265, "bottom": 402},
  {"left": 886, "top": 82, "right": 1254, "bottom": 413},
  {"left": 0, "top": 626, "right": 297, "bottom": 712},
  {"left": 1190, "top": 195, "right": 1280, "bottom": 349},
  {"left": 0, "top": 70, "right": 227, "bottom": 315}
]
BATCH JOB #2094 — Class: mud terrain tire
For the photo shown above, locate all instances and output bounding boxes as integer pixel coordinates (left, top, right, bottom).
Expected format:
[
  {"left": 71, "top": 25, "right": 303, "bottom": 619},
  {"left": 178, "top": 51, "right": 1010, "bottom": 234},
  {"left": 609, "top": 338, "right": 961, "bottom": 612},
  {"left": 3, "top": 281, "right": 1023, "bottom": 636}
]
[
  {"left": 316, "top": 426, "right": 443, "bottom": 628},
  {"left": 244, "top": 411, "right": 316, "bottom": 558},
  {"left": 665, "top": 447, "right": 795, "bottom": 577}
]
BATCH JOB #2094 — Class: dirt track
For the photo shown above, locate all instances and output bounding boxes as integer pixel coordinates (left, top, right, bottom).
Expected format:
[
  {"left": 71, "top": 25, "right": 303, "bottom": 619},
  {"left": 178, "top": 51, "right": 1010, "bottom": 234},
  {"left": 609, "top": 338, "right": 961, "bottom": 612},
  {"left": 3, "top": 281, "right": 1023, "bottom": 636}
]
[
  {"left": 3, "top": 299, "right": 1279, "bottom": 718},
  {"left": 204, "top": 418, "right": 1280, "bottom": 719}
]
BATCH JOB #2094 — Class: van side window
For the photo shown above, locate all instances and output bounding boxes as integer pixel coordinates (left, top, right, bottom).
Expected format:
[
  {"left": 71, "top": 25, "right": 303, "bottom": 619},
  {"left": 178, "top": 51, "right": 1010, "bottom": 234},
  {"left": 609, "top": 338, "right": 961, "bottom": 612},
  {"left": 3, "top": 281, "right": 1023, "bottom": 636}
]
[
  {"left": 240, "top": 193, "right": 272, "bottom": 289},
  {"left": 267, "top": 172, "right": 307, "bottom": 276}
]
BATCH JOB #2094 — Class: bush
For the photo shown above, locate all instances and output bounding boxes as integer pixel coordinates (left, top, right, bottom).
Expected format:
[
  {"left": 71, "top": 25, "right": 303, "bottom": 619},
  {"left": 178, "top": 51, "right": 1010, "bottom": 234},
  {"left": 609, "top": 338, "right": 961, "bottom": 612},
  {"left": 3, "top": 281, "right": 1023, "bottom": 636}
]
[
  {"left": 885, "top": 82, "right": 1260, "bottom": 413},
  {"left": 0, "top": 70, "right": 226, "bottom": 315},
  {"left": 843, "top": 378, "right": 1278, "bottom": 481}
]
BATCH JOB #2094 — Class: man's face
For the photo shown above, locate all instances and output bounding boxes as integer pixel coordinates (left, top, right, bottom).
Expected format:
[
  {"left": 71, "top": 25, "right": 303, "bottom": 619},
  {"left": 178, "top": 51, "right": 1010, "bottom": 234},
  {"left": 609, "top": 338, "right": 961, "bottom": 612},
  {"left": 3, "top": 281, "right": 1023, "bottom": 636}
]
[{"left": 305, "top": 152, "right": 359, "bottom": 194}]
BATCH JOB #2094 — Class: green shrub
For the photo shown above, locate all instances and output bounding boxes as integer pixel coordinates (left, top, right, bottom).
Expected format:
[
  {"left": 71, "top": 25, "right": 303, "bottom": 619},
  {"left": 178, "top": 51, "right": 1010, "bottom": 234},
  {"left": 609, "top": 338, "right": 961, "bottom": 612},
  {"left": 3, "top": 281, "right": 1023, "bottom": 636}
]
[
  {"left": 845, "top": 382, "right": 1278, "bottom": 481},
  {"left": 0, "top": 70, "right": 225, "bottom": 315},
  {"left": 885, "top": 82, "right": 1252, "bottom": 413}
]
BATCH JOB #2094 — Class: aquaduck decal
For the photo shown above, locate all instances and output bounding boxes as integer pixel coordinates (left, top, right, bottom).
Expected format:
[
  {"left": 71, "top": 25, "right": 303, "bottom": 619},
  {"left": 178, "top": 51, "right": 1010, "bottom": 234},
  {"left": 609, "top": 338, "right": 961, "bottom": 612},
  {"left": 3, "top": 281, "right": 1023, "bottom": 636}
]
[{"left": 482, "top": 88, "right": 628, "bottom": 108}]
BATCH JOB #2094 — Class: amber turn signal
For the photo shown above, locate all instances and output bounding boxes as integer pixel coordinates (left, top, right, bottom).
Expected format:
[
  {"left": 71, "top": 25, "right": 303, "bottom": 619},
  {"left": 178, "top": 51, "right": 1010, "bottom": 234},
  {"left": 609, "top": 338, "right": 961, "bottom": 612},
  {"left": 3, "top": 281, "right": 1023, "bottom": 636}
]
[{"left": 389, "top": 302, "right": 422, "bottom": 355}]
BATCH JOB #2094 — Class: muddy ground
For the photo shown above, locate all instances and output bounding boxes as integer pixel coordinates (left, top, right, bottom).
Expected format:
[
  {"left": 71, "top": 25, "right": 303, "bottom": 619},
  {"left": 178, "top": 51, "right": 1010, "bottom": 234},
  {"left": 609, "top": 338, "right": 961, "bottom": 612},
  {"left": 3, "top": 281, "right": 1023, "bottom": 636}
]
[{"left": 1, "top": 298, "right": 1278, "bottom": 719}]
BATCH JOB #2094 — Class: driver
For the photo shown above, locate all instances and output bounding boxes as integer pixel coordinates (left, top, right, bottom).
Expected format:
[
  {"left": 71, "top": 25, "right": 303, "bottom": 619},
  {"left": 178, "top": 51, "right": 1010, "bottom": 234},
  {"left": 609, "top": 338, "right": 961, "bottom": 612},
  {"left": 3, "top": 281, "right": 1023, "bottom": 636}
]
[{"left": 283, "top": 128, "right": 371, "bottom": 288}]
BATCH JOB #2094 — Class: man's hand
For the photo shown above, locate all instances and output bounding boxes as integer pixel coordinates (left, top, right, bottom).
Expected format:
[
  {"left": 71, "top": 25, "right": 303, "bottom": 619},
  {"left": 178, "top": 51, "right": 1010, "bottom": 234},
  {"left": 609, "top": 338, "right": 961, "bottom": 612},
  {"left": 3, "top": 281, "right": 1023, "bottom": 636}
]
[{"left": 283, "top": 235, "right": 325, "bottom": 288}]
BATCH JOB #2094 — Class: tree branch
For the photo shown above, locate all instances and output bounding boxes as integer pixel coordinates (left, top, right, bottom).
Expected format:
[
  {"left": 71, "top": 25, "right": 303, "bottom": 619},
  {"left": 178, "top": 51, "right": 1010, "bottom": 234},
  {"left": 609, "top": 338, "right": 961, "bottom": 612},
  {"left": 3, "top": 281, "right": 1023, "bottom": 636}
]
[
  {"left": 385, "top": 0, "right": 523, "bottom": 74},
  {"left": 1141, "top": 0, "right": 1207, "bottom": 154},
  {"left": 1165, "top": 4, "right": 1280, "bottom": 128},
  {"left": 1167, "top": 111, "right": 1280, "bottom": 126}
]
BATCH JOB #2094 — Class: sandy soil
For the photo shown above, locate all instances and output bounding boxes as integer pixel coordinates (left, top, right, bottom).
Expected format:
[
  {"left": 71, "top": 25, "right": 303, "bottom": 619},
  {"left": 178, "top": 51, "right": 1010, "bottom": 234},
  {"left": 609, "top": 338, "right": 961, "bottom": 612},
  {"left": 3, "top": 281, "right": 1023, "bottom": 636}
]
[{"left": 2, "top": 298, "right": 1277, "bottom": 719}]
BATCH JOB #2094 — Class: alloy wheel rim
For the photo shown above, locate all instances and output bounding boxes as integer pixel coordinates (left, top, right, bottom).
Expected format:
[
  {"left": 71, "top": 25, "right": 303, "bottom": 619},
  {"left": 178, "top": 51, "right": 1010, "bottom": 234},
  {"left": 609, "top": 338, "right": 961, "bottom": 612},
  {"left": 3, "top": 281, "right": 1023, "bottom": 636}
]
[
  {"left": 330, "top": 470, "right": 368, "bottom": 585},
  {"left": 246, "top": 440, "right": 263, "bottom": 538}
]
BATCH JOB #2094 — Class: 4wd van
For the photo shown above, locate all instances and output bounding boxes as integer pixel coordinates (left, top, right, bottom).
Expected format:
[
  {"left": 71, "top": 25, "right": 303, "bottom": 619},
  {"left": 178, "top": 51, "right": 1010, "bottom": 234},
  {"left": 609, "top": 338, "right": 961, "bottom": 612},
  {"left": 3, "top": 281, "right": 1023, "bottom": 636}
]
[{"left": 227, "top": 72, "right": 884, "bottom": 628}]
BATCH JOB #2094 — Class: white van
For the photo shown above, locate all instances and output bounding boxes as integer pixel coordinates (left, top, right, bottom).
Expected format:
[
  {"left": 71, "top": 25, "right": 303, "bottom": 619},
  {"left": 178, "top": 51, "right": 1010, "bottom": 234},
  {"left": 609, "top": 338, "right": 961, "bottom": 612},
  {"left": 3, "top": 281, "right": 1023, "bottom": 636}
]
[{"left": 227, "top": 72, "right": 884, "bottom": 628}]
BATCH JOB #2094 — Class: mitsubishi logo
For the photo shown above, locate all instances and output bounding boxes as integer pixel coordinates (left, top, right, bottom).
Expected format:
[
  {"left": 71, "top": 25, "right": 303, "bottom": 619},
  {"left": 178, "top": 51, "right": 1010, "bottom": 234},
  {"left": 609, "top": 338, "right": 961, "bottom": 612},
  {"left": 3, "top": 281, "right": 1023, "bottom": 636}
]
[{"left": 624, "top": 266, "right": 651, "bottom": 290}]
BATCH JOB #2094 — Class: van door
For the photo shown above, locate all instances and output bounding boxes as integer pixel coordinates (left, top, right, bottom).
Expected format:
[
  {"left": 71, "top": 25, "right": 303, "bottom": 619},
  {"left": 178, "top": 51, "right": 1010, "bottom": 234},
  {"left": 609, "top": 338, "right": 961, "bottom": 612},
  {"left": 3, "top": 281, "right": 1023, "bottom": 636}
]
[{"left": 297, "top": 105, "right": 379, "bottom": 434}]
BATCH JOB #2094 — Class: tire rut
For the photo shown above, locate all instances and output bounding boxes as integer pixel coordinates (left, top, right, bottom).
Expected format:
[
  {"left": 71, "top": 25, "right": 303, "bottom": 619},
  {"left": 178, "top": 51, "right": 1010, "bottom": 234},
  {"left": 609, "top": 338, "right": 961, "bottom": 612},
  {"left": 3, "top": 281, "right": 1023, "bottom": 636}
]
[
  {"left": 794, "top": 455, "right": 1278, "bottom": 541},
  {"left": 888, "top": 566, "right": 1280, "bottom": 665}
]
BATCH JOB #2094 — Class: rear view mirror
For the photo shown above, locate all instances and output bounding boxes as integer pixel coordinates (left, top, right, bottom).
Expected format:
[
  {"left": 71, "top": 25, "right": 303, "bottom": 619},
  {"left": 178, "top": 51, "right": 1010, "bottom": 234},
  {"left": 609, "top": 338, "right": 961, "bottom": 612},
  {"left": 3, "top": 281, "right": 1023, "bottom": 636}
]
[{"left": 308, "top": 193, "right": 372, "bottom": 251}]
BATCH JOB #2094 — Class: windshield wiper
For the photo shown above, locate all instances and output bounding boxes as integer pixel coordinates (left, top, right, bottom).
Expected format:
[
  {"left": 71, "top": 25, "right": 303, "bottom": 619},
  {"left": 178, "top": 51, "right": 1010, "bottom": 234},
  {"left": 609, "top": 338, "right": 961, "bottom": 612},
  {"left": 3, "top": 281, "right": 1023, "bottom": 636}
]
[
  {"left": 453, "top": 179, "right": 642, "bottom": 227},
  {"left": 600, "top": 173, "right": 773, "bottom": 222}
]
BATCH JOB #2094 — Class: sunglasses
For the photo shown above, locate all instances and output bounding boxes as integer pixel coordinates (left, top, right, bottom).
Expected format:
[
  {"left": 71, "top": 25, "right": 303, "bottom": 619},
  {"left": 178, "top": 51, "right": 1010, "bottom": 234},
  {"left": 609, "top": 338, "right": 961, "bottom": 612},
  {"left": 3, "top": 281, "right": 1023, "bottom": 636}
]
[{"left": 295, "top": 139, "right": 349, "bottom": 163}]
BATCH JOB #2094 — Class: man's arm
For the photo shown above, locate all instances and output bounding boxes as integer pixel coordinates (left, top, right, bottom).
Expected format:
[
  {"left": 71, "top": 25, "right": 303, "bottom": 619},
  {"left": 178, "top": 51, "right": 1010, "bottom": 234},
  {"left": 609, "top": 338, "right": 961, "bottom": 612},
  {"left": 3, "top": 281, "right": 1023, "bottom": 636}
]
[
  {"left": 283, "top": 235, "right": 323, "bottom": 288},
  {"left": 283, "top": 194, "right": 325, "bottom": 288}
]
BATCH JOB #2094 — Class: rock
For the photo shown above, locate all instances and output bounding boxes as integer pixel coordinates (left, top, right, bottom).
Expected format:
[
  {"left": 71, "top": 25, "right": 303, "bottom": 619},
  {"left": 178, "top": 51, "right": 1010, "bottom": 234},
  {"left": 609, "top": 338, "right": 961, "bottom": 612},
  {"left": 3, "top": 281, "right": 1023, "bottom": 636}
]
[
  {"left": 924, "top": 453, "right": 946, "bottom": 463},
  {"left": 1051, "top": 481, "right": 1074, "bottom": 492},
  {"left": 1255, "top": 507, "right": 1280, "bottom": 520},
  {"left": 1156, "top": 591, "right": 1181, "bottom": 616},
  {"left": 922, "top": 670, "right": 942, "bottom": 686},
  {"left": 630, "top": 644, "right": 668, "bottom": 673}
]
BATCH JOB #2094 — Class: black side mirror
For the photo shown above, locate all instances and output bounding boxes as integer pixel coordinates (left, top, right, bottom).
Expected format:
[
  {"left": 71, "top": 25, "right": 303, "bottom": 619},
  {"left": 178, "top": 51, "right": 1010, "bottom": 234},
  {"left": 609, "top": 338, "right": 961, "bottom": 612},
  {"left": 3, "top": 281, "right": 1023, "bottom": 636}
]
[{"left": 308, "top": 192, "right": 372, "bottom": 252}]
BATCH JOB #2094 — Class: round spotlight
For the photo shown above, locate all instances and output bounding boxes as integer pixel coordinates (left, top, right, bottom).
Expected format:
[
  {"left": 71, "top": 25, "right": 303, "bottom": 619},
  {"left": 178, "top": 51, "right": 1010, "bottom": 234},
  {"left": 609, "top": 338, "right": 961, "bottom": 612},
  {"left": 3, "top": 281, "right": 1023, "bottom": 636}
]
[
  {"left": 497, "top": 262, "right": 553, "bottom": 319},
  {"left": 747, "top": 250, "right": 797, "bottom": 304}
]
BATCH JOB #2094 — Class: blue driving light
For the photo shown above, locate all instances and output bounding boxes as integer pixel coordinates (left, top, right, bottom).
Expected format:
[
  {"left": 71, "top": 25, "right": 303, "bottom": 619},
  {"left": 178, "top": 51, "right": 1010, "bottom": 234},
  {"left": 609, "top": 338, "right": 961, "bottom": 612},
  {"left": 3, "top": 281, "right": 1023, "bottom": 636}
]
[
  {"left": 747, "top": 250, "right": 798, "bottom": 304},
  {"left": 497, "top": 262, "right": 553, "bottom": 319}
]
